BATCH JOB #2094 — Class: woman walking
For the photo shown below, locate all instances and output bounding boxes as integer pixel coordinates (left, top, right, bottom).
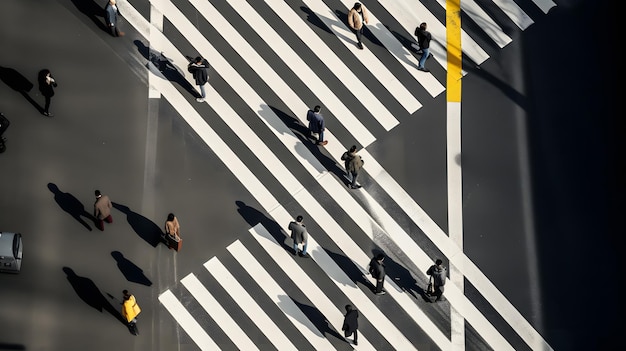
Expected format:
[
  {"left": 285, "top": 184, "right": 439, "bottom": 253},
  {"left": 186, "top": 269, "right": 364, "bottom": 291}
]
[{"left": 38, "top": 69, "right": 57, "bottom": 117}]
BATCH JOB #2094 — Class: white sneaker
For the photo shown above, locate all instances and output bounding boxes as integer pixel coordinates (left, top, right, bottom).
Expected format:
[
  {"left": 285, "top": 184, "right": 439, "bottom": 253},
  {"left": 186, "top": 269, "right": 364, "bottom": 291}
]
[{"left": 196, "top": 98, "right": 205, "bottom": 102}]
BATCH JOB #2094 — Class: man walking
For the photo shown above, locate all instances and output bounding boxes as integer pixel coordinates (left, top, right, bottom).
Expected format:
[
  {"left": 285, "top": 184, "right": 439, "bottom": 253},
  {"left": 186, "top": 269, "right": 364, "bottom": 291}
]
[
  {"left": 341, "top": 145, "right": 364, "bottom": 189},
  {"left": 122, "top": 290, "right": 141, "bottom": 335},
  {"left": 342, "top": 304, "right": 359, "bottom": 346},
  {"left": 38, "top": 69, "right": 57, "bottom": 117},
  {"left": 104, "top": 0, "right": 124, "bottom": 37},
  {"left": 369, "top": 253, "right": 386, "bottom": 295},
  {"left": 426, "top": 259, "right": 447, "bottom": 302},
  {"left": 347, "top": 2, "right": 369, "bottom": 49},
  {"left": 188, "top": 56, "right": 209, "bottom": 102},
  {"left": 306, "top": 105, "right": 327, "bottom": 146},
  {"left": 415, "top": 22, "right": 432, "bottom": 72},
  {"left": 93, "top": 190, "right": 113, "bottom": 231},
  {"left": 288, "top": 215, "right": 308, "bottom": 257}
]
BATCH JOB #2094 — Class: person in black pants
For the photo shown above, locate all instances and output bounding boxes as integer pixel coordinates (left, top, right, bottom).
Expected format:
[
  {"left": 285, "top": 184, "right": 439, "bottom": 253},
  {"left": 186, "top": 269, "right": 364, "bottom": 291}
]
[
  {"left": 342, "top": 304, "right": 359, "bottom": 346},
  {"left": 427, "top": 259, "right": 447, "bottom": 302},
  {"left": 369, "top": 253, "right": 386, "bottom": 295},
  {"left": 38, "top": 69, "right": 57, "bottom": 117}
]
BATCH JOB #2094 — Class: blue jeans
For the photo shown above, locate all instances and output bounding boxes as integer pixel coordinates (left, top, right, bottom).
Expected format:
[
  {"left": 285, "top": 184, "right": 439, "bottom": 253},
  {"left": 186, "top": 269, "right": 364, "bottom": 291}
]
[
  {"left": 199, "top": 84, "right": 206, "bottom": 98},
  {"left": 293, "top": 241, "right": 307, "bottom": 255},
  {"left": 418, "top": 48, "right": 430, "bottom": 69},
  {"left": 350, "top": 171, "right": 359, "bottom": 187}
]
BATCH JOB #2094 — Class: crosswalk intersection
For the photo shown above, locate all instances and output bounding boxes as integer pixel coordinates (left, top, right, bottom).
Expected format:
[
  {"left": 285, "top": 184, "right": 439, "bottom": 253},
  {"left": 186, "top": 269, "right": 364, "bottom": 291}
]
[{"left": 119, "top": 0, "right": 557, "bottom": 349}]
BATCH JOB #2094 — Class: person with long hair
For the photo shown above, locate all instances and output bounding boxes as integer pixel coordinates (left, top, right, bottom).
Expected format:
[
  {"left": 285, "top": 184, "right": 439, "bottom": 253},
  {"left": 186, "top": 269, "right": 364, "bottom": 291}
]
[{"left": 38, "top": 69, "right": 57, "bottom": 117}]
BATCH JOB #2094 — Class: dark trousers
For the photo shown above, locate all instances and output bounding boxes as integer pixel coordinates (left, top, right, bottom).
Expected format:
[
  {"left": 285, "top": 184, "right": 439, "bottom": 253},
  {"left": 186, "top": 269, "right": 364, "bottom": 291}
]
[
  {"left": 434, "top": 285, "right": 445, "bottom": 301},
  {"left": 375, "top": 278, "right": 384, "bottom": 293},
  {"left": 355, "top": 27, "right": 363, "bottom": 44},
  {"left": 108, "top": 24, "right": 120, "bottom": 37},
  {"left": 44, "top": 96, "right": 51, "bottom": 113},
  {"left": 96, "top": 215, "right": 113, "bottom": 231}
]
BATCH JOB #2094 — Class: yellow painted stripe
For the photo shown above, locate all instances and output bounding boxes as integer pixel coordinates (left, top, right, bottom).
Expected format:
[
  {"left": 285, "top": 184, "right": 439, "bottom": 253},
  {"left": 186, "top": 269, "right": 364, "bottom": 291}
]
[{"left": 447, "top": 0, "right": 462, "bottom": 102}]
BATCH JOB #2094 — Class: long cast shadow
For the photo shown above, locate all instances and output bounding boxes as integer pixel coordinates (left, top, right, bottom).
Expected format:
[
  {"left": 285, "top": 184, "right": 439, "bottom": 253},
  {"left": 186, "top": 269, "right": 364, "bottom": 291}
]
[
  {"left": 62, "top": 267, "right": 125, "bottom": 325},
  {"left": 0, "top": 65, "right": 42, "bottom": 114},
  {"left": 111, "top": 251, "right": 152, "bottom": 286},
  {"left": 112, "top": 202, "right": 163, "bottom": 247},
  {"left": 281, "top": 295, "right": 344, "bottom": 341},
  {"left": 48, "top": 183, "right": 96, "bottom": 231},
  {"left": 69, "top": 0, "right": 108, "bottom": 33},
  {"left": 325, "top": 248, "right": 372, "bottom": 291},
  {"left": 236, "top": 200, "right": 292, "bottom": 253},
  {"left": 0, "top": 343, "right": 25, "bottom": 350},
  {"left": 382, "top": 254, "right": 423, "bottom": 300}
]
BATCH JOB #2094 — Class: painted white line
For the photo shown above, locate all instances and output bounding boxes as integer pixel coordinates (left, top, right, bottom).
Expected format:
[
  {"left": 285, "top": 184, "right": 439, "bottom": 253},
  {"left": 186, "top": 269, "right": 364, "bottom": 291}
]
[
  {"left": 490, "top": 0, "right": 534, "bottom": 30},
  {"left": 180, "top": 274, "right": 260, "bottom": 351},
  {"left": 250, "top": 224, "right": 378, "bottom": 351},
  {"left": 374, "top": 0, "right": 489, "bottom": 67},
  {"left": 158, "top": 290, "right": 221, "bottom": 351},
  {"left": 530, "top": 0, "right": 557, "bottom": 14},
  {"left": 329, "top": 0, "right": 445, "bottom": 97},
  {"left": 227, "top": 240, "right": 338, "bottom": 351},
  {"left": 204, "top": 258, "right": 298, "bottom": 351},
  {"left": 292, "top": 0, "right": 423, "bottom": 112},
  {"left": 257, "top": 0, "right": 399, "bottom": 130},
  {"left": 453, "top": 0, "right": 513, "bottom": 48}
]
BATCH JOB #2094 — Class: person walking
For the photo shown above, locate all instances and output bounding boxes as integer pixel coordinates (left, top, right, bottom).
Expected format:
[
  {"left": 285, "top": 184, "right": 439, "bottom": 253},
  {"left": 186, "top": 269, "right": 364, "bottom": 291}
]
[
  {"left": 93, "top": 190, "right": 113, "bottom": 231},
  {"left": 347, "top": 2, "right": 369, "bottom": 50},
  {"left": 121, "top": 290, "right": 141, "bottom": 335},
  {"left": 341, "top": 145, "right": 364, "bottom": 189},
  {"left": 426, "top": 259, "right": 447, "bottom": 302},
  {"left": 369, "top": 253, "right": 386, "bottom": 295},
  {"left": 415, "top": 22, "right": 432, "bottom": 72},
  {"left": 38, "top": 69, "right": 57, "bottom": 117},
  {"left": 306, "top": 105, "right": 327, "bottom": 146},
  {"left": 104, "top": 0, "right": 124, "bottom": 37},
  {"left": 288, "top": 215, "right": 308, "bottom": 257},
  {"left": 164, "top": 213, "right": 182, "bottom": 251},
  {"left": 342, "top": 304, "right": 359, "bottom": 346},
  {"left": 188, "top": 56, "right": 209, "bottom": 102}
]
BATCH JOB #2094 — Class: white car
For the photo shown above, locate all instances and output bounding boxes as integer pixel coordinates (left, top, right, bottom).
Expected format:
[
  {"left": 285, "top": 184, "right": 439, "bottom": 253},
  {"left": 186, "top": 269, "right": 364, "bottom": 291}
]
[{"left": 0, "top": 232, "right": 22, "bottom": 273}]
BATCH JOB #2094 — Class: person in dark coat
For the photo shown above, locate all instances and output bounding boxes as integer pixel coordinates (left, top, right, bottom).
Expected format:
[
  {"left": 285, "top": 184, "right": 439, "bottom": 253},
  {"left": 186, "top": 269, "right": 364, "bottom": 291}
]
[
  {"left": 369, "top": 253, "right": 386, "bottom": 295},
  {"left": 288, "top": 215, "right": 308, "bottom": 257},
  {"left": 342, "top": 304, "right": 359, "bottom": 345},
  {"left": 426, "top": 259, "right": 447, "bottom": 302},
  {"left": 93, "top": 190, "right": 113, "bottom": 231},
  {"left": 306, "top": 105, "right": 327, "bottom": 145},
  {"left": 104, "top": 0, "right": 124, "bottom": 37},
  {"left": 38, "top": 69, "right": 57, "bottom": 117},
  {"left": 415, "top": 22, "right": 432, "bottom": 72},
  {"left": 187, "top": 56, "right": 209, "bottom": 102},
  {"left": 341, "top": 145, "right": 364, "bottom": 189}
]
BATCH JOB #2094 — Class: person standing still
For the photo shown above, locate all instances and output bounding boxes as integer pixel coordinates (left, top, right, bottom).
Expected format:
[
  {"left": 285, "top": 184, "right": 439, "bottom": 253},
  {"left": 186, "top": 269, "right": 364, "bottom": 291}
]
[
  {"left": 104, "top": 0, "right": 124, "bottom": 37},
  {"left": 38, "top": 69, "right": 57, "bottom": 117},
  {"left": 306, "top": 105, "right": 328, "bottom": 146},
  {"left": 188, "top": 56, "right": 209, "bottom": 102},
  {"left": 342, "top": 304, "right": 359, "bottom": 345},
  {"left": 426, "top": 259, "right": 447, "bottom": 302},
  {"left": 93, "top": 190, "right": 113, "bottom": 231},
  {"left": 348, "top": 3, "right": 369, "bottom": 50},
  {"left": 369, "top": 253, "right": 386, "bottom": 295},
  {"left": 122, "top": 290, "right": 141, "bottom": 335},
  {"left": 341, "top": 145, "right": 364, "bottom": 189},
  {"left": 415, "top": 22, "right": 432, "bottom": 72},
  {"left": 288, "top": 215, "right": 308, "bottom": 257},
  {"left": 164, "top": 213, "right": 182, "bottom": 251}
]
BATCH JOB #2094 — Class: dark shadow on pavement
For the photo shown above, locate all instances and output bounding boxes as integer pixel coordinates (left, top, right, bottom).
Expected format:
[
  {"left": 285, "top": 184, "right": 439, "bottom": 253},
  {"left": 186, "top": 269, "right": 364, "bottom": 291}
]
[
  {"left": 62, "top": 267, "right": 126, "bottom": 325},
  {"left": 0, "top": 65, "right": 42, "bottom": 114},
  {"left": 0, "top": 343, "right": 25, "bottom": 350},
  {"left": 284, "top": 296, "right": 344, "bottom": 341},
  {"left": 300, "top": 6, "right": 333, "bottom": 35},
  {"left": 111, "top": 251, "right": 152, "bottom": 286},
  {"left": 325, "top": 249, "right": 372, "bottom": 291},
  {"left": 112, "top": 202, "right": 163, "bottom": 247},
  {"left": 69, "top": 0, "right": 108, "bottom": 33},
  {"left": 47, "top": 183, "right": 96, "bottom": 231},
  {"left": 236, "top": 201, "right": 292, "bottom": 253},
  {"left": 133, "top": 40, "right": 199, "bottom": 98},
  {"left": 382, "top": 254, "right": 421, "bottom": 300},
  {"left": 464, "top": 64, "right": 527, "bottom": 109}
]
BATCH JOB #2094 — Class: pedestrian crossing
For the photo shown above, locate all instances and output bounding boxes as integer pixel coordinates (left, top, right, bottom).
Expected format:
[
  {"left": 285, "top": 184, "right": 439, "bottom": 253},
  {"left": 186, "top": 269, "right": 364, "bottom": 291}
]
[{"left": 118, "top": 0, "right": 556, "bottom": 349}]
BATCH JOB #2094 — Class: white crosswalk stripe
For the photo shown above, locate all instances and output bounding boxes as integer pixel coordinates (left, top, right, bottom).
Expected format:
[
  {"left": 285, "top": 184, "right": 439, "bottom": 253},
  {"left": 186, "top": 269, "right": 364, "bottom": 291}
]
[{"left": 116, "top": 0, "right": 558, "bottom": 349}]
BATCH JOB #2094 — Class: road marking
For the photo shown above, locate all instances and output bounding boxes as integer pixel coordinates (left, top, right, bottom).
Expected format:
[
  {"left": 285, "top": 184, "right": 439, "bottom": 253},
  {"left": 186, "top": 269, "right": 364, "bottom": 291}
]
[
  {"left": 180, "top": 274, "right": 260, "bottom": 351},
  {"left": 227, "top": 240, "right": 338, "bottom": 350},
  {"left": 453, "top": 0, "right": 513, "bottom": 48},
  {"left": 158, "top": 290, "right": 221, "bottom": 351},
  {"left": 204, "top": 258, "right": 298, "bottom": 351},
  {"left": 489, "top": 0, "right": 534, "bottom": 30}
]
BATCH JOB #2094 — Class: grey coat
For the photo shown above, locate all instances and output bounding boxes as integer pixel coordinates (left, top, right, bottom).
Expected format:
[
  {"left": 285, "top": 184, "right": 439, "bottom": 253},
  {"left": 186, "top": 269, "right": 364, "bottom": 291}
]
[{"left": 288, "top": 221, "right": 308, "bottom": 244}]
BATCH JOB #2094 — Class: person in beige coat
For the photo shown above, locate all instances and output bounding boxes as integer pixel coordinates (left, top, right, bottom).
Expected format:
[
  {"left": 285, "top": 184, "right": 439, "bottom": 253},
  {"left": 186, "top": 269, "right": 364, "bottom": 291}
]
[
  {"left": 93, "top": 190, "right": 113, "bottom": 231},
  {"left": 348, "top": 2, "right": 370, "bottom": 49},
  {"left": 164, "top": 213, "right": 182, "bottom": 251}
]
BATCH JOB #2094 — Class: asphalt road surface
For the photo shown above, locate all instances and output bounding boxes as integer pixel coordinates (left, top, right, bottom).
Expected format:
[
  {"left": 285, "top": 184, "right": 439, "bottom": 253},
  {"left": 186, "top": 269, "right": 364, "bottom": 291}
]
[{"left": 0, "top": 0, "right": 621, "bottom": 350}]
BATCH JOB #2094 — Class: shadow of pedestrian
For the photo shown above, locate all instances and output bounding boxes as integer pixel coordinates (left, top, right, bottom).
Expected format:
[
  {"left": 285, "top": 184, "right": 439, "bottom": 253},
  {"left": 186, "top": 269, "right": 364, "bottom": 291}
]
[
  {"left": 283, "top": 296, "right": 344, "bottom": 341},
  {"left": 0, "top": 66, "right": 42, "bottom": 114},
  {"left": 133, "top": 40, "right": 198, "bottom": 97},
  {"left": 300, "top": 6, "right": 333, "bottom": 35},
  {"left": 382, "top": 254, "right": 421, "bottom": 300},
  {"left": 47, "top": 183, "right": 96, "bottom": 231},
  {"left": 235, "top": 201, "right": 292, "bottom": 253},
  {"left": 69, "top": 0, "right": 108, "bottom": 33},
  {"left": 112, "top": 203, "right": 163, "bottom": 247},
  {"left": 0, "top": 343, "right": 25, "bottom": 350},
  {"left": 324, "top": 248, "right": 372, "bottom": 290},
  {"left": 111, "top": 251, "right": 152, "bottom": 286},
  {"left": 62, "top": 267, "right": 126, "bottom": 325}
]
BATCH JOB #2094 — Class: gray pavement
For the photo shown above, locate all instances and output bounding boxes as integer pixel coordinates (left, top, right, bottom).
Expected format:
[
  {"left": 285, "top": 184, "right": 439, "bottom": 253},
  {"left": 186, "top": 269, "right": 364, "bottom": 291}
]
[{"left": 1, "top": 0, "right": 622, "bottom": 350}]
